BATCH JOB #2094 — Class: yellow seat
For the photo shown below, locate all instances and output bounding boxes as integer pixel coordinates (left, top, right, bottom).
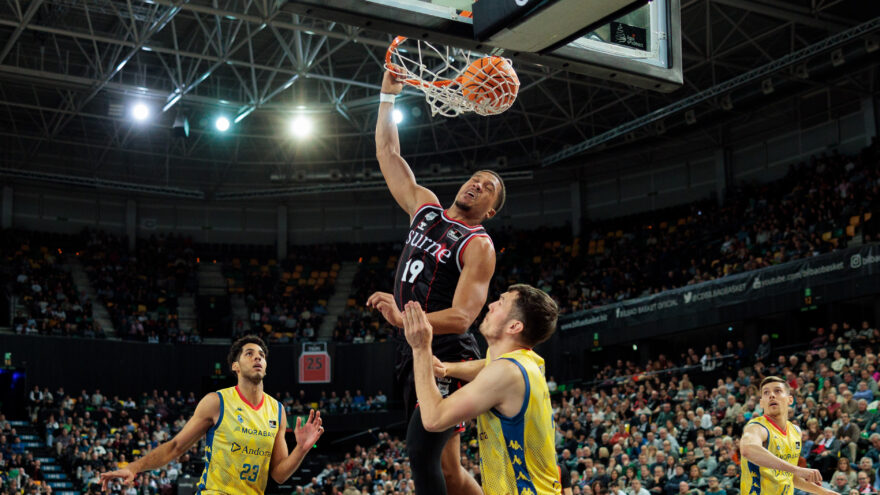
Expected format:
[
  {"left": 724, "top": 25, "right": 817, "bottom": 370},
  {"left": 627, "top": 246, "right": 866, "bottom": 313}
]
[
  {"left": 850, "top": 216, "right": 861, "bottom": 227},
  {"left": 615, "top": 230, "right": 623, "bottom": 238},
  {"left": 249, "top": 258, "right": 259, "bottom": 266},
  {"left": 268, "top": 259, "right": 277, "bottom": 266},
  {"left": 533, "top": 256, "right": 542, "bottom": 263},
  {"left": 822, "top": 231, "right": 832, "bottom": 241},
  {"left": 331, "top": 263, "right": 341, "bottom": 271},
  {"left": 846, "top": 225, "right": 856, "bottom": 237},
  {"left": 865, "top": 212, "right": 873, "bottom": 222},
  {"left": 347, "top": 298, "right": 357, "bottom": 307}
]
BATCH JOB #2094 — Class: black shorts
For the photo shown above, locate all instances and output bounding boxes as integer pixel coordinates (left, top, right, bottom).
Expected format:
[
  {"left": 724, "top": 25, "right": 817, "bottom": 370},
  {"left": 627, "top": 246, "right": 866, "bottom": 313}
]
[{"left": 395, "top": 332, "right": 481, "bottom": 417}]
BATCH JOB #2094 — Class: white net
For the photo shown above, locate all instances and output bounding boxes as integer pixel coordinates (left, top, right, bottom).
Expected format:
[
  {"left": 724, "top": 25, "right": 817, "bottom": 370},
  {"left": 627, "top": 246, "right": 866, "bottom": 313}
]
[{"left": 386, "top": 36, "right": 519, "bottom": 118}]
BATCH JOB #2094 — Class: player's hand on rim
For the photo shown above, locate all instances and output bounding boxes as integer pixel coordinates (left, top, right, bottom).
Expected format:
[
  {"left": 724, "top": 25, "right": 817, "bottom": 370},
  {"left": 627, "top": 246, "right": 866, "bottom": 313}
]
[
  {"left": 366, "top": 291, "right": 404, "bottom": 328},
  {"left": 381, "top": 67, "right": 404, "bottom": 95},
  {"left": 403, "top": 301, "right": 433, "bottom": 350},
  {"left": 100, "top": 467, "right": 135, "bottom": 491},
  {"left": 295, "top": 409, "right": 324, "bottom": 450}
]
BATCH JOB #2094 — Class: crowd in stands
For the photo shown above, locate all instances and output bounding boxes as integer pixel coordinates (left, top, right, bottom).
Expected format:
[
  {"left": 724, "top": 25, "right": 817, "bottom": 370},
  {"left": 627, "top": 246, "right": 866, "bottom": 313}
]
[
  {"left": 1, "top": 230, "right": 101, "bottom": 339},
  {"left": 495, "top": 146, "right": 879, "bottom": 315},
  {"left": 331, "top": 144, "right": 880, "bottom": 343},
  {"left": 224, "top": 244, "right": 340, "bottom": 344},
  {"left": 299, "top": 319, "right": 880, "bottom": 495},
  {"left": 80, "top": 229, "right": 198, "bottom": 343},
  {"left": 332, "top": 245, "right": 399, "bottom": 344},
  {"left": 7, "top": 316, "right": 880, "bottom": 495}
]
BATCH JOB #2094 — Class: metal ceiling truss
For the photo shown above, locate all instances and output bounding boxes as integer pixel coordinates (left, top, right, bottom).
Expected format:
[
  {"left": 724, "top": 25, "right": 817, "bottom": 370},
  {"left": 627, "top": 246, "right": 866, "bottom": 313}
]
[{"left": 0, "top": 0, "right": 873, "bottom": 198}]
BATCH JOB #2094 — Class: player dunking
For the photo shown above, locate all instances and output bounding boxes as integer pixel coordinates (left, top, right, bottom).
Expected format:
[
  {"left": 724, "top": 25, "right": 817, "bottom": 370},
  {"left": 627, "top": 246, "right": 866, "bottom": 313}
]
[
  {"left": 740, "top": 376, "right": 832, "bottom": 495},
  {"left": 367, "top": 68, "right": 503, "bottom": 495},
  {"left": 100, "top": 336, "right": 323, "bottom": 494}
]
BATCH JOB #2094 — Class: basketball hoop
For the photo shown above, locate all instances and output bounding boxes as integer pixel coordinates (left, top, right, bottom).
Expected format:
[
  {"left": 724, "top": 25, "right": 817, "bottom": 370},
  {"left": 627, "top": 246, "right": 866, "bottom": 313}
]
[{"left": 385, "top": 36, "right": 520, "bottom": 118}]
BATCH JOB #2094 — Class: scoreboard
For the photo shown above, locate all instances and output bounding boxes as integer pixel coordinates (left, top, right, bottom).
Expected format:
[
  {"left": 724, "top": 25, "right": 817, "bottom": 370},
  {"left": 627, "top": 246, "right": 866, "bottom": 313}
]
[{"left": 299, "top": 342, "right": 331, "bottom": 383}]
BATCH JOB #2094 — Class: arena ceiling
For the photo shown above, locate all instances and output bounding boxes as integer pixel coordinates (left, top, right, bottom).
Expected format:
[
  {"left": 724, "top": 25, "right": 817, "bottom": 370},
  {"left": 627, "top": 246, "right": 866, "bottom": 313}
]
[{"left": 0, "top": 0, "right": 876, "bottom": 198}]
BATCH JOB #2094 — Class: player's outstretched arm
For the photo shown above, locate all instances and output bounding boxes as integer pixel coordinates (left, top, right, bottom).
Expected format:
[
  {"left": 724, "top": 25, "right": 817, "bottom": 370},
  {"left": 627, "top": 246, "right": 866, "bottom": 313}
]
[
  {"left": 792, "top": 475, "right": 836, "bottom": 495},
  {"left": 740, "top": 424, "right": 822, "bottom": 484},
  {"left": 101, "top": 393, "right": 219, "bottom": 490},
  {"left": 376, "top": 70, "right": 439, "bottom": 218},
  {"left": 269, "top": 409, "right": 324, "bottom": 483},
  {"left": 403, "top": 301, "right": 517, "bottom": 431}
]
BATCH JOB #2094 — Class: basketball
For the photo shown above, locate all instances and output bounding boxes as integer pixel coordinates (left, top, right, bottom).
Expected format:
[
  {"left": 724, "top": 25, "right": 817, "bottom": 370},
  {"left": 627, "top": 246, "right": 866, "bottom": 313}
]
[{"left": 458, "top": 56, "right": 520, "bottom": 112}]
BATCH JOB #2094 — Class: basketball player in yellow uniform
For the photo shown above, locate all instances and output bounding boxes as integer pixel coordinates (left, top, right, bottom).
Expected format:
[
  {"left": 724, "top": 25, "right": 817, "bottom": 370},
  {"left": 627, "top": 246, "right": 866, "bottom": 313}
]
[
  {"left": 740, "top": 376, "right": 833, "bottom": 495},
  {"left": 100, "top": 336, "right": 323, "bottom": 494},
  {"left": 402, "top": 284, "right": 562, "bottom": 495}
]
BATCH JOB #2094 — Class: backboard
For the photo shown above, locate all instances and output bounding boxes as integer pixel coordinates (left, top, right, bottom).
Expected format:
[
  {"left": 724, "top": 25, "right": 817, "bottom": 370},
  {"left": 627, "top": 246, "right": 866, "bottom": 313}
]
[{"left": 286, "top": 0, "right": 683, "bottom": 92}]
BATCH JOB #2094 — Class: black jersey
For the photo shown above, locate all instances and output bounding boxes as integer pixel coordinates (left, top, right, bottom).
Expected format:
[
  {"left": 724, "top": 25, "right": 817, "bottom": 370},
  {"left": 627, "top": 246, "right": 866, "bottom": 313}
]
[
  {"left": 392, "top": 202, "right": 491, "bottom": 361},
  {"left": 394, "top": 203, "right": 491, "bottom": 312}
]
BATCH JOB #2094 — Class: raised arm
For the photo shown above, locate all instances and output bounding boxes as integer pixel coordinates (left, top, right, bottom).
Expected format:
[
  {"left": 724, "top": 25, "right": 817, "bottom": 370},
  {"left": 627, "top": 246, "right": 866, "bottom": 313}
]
[
  {"left": 403, "top": 301, "right": 521, "bottom": 432},
  {"left": 376, "top": 70, "right": 439, "bottom": 217},
  {"left": 739, "top": 424, "right": 821, "bottom": 484},
  {"left": 101, "top": 393, "right": 219, "bottom": 488},
  {"left": 269, "top": 409, "right": 324, "bottom": 483}
]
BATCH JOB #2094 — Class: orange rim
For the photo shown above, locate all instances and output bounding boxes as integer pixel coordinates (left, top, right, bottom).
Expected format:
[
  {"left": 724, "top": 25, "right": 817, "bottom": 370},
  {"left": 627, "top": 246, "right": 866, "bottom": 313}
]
[{"left": 385, "top": 35, "right": 458, "bottom": 88}]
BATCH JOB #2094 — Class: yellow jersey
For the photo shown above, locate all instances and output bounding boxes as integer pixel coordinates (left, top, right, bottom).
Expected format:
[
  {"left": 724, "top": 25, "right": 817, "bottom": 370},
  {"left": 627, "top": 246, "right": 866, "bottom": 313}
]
[
  {"left": 197, "top": 386, "right": 282, "bottom": 495},
  {"left": 477, "top": 349, "right": 561, "bottom": 495},
  {"left": 740, "top": 415, "right": 802, "bottom": 495}
]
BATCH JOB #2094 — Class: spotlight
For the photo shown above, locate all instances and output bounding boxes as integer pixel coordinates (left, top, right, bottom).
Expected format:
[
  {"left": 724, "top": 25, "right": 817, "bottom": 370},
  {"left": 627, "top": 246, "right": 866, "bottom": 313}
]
[
  {"left": 215, "top": 116, "right": 230, "bottom": 132},
  {"left": 392, "top": 109, "right": 404, "bottom": 124},
  {"left": 131, "top": 103, "right": 150, "bottom": 121},
  {"left": 290, "top": 115, "right": 312, "bottom": 138}
]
